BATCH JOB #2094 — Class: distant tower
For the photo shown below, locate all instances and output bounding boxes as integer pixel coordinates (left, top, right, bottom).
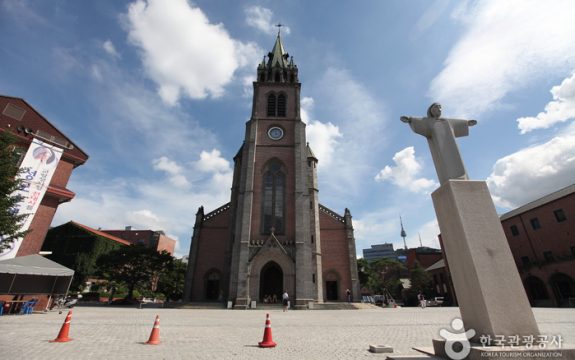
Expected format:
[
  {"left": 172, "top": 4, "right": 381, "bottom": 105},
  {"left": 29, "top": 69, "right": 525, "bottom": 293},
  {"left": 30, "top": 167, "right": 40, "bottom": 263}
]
[
  {"left": 400, "top": 216, "right": 407, "bottom": 250},
  {"left": 418, "top": 232, "right": 423, "bottom": 248}
]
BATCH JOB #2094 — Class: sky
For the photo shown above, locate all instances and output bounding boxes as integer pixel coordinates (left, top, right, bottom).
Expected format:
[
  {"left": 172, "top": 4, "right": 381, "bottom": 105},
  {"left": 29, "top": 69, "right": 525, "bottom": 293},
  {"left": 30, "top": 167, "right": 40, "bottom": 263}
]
[{"left": 2, "top": 0, "right": 575, "bottom": 258}]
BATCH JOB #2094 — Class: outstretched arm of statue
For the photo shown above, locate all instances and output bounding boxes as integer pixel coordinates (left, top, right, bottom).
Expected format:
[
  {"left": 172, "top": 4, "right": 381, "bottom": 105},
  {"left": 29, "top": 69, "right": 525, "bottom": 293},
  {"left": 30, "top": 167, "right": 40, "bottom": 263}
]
[
  {"left": 400, "top": 116, "right": 413, "bottom": 123},
  {"left": 468, "top": 120, "right": 477, "bottom": 126}
]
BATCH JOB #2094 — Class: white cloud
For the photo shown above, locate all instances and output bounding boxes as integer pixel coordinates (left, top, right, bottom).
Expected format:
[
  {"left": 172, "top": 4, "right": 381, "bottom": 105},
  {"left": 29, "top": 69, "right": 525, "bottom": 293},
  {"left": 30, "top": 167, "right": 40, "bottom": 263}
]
[
  {"left": 375, "top": 147, "right": 437, "bottom": 193},
  {"left": 152, "top": 156, "right": 190, "bottom": 189},
  {"left": 127, "top": 209, "right": 162, "bottom": 229},
  {"left": 196, "top": 149, "right": 231, "bottom": 174},
  {"left": 307, "top": 122, "right": 342, "bottom": 167},
  {"left": 102, "top": 40, "right": 120, "bottom": 59},
  {"left": 413, "top": 0, "right": 450, "bottom": 35},
  {"left": 152, "top": 156, "right": 182, "bottom": 175},
  {"left": 486, "top": 125, "right": 575, "bottom": 208},
  {"left": 126, "top": 0, "right": 260, "bottom": 105},
  {"left": 517, "top": 71, "right": 575, "bottom": 133},
  {"left": 245, "top": 6, "right": 290, "bottom": 35},
  {"left": 430, "top": 0, "right": 575, "bottom": 117},
  {"left": 1, "top": 0, "right": 48, "bottom": 26},
  {"left": 242, "top": 75, "right": 256, "bottom": 98},
  {"left": 301, "top": 97, "right": 342, "bottom": 167},
  {"left": 90, "top": 64, "right": 103, "bottom": 82},
  {"left": 416, "top": 220, "right": 441, "bottom": 249}
]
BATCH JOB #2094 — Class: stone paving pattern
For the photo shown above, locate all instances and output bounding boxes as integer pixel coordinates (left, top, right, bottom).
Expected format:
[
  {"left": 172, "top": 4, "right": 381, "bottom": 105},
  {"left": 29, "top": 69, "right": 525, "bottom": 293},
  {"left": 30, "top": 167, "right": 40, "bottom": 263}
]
[{"left": 1, "top": 306, "right": 573, "bottom": 359}]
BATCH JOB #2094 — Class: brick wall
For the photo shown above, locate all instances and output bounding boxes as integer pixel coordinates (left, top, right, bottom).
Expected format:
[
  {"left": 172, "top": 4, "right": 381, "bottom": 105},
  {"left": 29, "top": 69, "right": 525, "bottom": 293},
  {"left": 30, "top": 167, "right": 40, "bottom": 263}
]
[
  {"left": 319, "top": 211, "right": 352, "bottom": 301},
  {"left": 189, "top": 211, "right": 231, "bottom": 301}
]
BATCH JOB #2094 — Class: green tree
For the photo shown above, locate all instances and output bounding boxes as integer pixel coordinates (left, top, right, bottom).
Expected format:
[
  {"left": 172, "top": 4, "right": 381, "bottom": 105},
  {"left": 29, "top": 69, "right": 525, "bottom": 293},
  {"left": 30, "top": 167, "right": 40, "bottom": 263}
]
[
  {"left": 357, "top": 258, "right": 370, "bottom": 288},
  {"left": 97, "top": 245, "right": 173, "bottom": 300},
  {"left": 368, "top": 258, "right": 406, "bottom": 298},
  {"left": 0, "top": 131, "right": 28, "bottom": 251},
  {"left": 358, "top": 258, "right": 406, "bottom": 299},
  {"left": 157, "top": 258, "right": 187, "bottom": 301},
  {"left": 405, "top": 263, "right": 434, "bottom": 305}
]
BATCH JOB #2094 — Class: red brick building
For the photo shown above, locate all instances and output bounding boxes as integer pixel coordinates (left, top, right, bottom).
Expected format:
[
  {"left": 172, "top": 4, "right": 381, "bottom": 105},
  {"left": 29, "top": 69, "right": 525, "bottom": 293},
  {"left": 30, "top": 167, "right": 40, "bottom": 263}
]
[
  {"left": 102, "top": 227, "right": 176, "bottom": 255},
  {"left": 183, "top": 34, "right": 360, "bottom": 308},
  {"left": 398, "top": 247, "right": 443, "bottom": 270},
  {"left": 500, "top": 183, "right": 575, "bottom": 307},
  {"left": 0, "top": 96, "right": 88, "bottom": 258}
]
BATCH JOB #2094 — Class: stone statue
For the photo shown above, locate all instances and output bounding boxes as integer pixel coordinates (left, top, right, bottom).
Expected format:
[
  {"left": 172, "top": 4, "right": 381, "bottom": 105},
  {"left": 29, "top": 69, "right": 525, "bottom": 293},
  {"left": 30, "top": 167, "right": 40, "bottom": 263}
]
[{"left": 401, "top": 103, "right": 477, "bottom": 185}]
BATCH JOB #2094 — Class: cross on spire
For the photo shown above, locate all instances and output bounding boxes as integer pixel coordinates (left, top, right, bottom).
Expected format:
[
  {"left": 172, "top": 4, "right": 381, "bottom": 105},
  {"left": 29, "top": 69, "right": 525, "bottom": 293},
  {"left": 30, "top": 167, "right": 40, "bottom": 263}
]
[{"left": 275, "top": 23, "right": 283, "bottom": 35}]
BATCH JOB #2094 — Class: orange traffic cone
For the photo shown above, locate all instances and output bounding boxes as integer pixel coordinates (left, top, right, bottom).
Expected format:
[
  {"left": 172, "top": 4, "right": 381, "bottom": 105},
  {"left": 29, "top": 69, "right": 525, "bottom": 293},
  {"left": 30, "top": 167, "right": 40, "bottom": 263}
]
[
  {"left": 50, "top": 310, "right": 73, "bottom": 342},
  {"left": 145, "top": 315, "right": 161, "bottom": 345},
  {"left": 258, "top": 313, "right": 277, "bottom": 348}
]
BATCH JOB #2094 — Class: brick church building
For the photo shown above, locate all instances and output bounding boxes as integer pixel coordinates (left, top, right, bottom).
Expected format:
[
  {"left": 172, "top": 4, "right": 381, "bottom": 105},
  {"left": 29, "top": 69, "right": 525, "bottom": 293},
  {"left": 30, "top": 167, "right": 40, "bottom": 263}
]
[{"left": 183, "top": 34, "right": 360, "bottom": 309}]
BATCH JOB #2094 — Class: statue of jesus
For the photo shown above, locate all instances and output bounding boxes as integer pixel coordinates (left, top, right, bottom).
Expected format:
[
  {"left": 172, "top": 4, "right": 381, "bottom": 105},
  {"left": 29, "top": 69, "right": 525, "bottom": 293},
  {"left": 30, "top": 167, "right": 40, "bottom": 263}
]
[{"left": 401, "top": 103, "right": 477, "bottom": 185}]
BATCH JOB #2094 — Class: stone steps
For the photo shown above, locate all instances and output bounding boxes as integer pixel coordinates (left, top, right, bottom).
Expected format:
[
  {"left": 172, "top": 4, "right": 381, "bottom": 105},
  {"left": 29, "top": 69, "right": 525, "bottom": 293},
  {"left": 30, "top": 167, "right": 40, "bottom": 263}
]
[
  {"left": 169, "top": 302, "right": 373, "bottom": 310},
  {"left": 168, "top": 302, "right": 225, "bottom": 309}
]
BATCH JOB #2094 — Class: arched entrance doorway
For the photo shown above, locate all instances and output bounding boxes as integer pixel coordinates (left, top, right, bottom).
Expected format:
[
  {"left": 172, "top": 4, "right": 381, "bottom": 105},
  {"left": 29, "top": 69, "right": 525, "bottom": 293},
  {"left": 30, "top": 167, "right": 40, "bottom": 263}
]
[
  {"left": 550, "top": 273, "right": 575, "bottom": 307},
  {"left": 259, "top": 261, "right": 283, "bottom": 302},
  {"left": 325, "top": 272, "right": 339, "bottom": 301},
  {"left": 524, "top": 276, "right": 550, "bottom": 306},
  {"left": 204, "top": 270, "right": 221, "bottom": 301}
]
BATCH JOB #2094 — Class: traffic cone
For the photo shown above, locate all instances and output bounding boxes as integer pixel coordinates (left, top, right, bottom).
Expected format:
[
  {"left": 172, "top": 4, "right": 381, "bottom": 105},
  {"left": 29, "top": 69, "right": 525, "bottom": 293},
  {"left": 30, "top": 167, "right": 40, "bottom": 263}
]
[
  {"left": 258, "top": 313, "right": 277, "bottom": 348},
  {"left": 50, "top": 310, "right": 73, "bottom": 342},
  {"left": 145, "top": 315, "right": 161, "bottom": 345}
]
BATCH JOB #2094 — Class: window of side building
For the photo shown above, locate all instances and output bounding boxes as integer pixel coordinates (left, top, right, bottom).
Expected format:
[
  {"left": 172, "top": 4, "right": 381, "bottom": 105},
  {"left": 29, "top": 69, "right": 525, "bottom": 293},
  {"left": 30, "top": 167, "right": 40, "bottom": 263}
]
[
  {"left": 530, "top": 217, "right": 541, "bottom": 230},
  {"left": 521, "top": 256, "right": 530, "bottom": 266},
  {"left": 553, "top": 209, "right": 567, "bottom": 223},
  {"left": 510, "top": 225, "right": 520, "bottom": 236}
]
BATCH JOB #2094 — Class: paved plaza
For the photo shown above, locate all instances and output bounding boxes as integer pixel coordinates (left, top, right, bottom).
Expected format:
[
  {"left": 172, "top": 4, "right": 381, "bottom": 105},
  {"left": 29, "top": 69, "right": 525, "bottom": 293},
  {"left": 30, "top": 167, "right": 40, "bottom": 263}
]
[{"left": 1, "top": 306, "right": 574, "bottom": 359}]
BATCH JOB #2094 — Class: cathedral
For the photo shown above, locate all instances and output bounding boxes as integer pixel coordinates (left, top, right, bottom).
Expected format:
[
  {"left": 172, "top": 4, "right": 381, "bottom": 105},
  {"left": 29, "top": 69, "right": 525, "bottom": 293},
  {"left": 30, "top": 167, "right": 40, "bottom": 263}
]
[{"left": 183, "top": 34, "right": 360, "bottom": 309}]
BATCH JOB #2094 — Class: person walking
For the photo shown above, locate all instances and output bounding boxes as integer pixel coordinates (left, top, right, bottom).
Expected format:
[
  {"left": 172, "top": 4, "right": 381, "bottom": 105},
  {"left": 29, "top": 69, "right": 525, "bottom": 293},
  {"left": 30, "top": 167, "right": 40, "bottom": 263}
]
[
  {"left": 282, "top": 290, "right": 289, "bottom": 312},
  {"left": 418, "top": 291, "right": 426, "bottom": 309},
  {"left": 346, "top": 289, "right": 352, "bottom": 303}
]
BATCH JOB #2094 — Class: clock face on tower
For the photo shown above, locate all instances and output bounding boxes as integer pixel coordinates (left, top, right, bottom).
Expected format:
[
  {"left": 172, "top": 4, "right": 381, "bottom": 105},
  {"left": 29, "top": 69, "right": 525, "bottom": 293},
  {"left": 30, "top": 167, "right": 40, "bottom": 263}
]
[{"left": 268, "top": 126, "right": 284, "bottom": 140}]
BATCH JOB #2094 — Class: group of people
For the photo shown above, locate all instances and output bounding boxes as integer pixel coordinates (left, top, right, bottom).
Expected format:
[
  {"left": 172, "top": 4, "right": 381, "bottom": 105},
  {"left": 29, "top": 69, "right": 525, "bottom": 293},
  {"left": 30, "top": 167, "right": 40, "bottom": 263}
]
[
  {"left": 262, "top": 294, "right": 278, "bottom": 304},
  {"left": 262, "top": 291, "right": 290, "bottom": 312}
]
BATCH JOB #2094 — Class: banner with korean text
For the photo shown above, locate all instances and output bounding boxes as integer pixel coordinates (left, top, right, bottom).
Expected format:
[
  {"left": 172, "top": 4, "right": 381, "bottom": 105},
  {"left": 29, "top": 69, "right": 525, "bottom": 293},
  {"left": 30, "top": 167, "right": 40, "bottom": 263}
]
[{"left": 0, "top": 138, "right": 63, "bottom": 259}]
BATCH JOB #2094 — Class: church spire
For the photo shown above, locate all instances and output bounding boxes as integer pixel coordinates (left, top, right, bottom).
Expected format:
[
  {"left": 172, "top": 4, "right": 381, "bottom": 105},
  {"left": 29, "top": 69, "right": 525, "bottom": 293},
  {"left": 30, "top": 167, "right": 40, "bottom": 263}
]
[
  {"left": 257, "top": 30, "right": 298, "bottom": 83},
  {"left": 268, "top": 32, "right": 289, "bottom": 69}
]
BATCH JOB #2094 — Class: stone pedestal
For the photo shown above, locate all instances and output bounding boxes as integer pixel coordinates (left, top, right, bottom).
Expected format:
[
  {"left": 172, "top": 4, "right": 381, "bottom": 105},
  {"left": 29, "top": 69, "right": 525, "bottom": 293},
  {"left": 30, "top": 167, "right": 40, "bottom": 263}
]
[
  {"left": 294, "top": 298, "right": 313, "bottom": 310},
  {"left": 233, "top": 297, "right": 249, "bottom": 310},
  {"left": 431, "top": 180, "right": 539, "bottom": 342}
]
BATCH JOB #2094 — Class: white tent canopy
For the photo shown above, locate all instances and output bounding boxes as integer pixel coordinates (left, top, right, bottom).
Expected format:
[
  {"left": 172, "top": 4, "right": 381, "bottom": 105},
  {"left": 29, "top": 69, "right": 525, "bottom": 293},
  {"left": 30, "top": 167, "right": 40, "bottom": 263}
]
[{"left": 0, "top": 255, "right": 74, "bottom": 295}]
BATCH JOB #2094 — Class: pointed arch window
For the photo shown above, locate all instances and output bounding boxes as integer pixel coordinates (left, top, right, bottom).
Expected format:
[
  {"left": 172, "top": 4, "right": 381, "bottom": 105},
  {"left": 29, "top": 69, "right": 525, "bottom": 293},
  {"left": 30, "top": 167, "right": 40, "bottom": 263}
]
[
  {"left": 277, "top": 94, "right": 286, "bottom": 117},
  {"left": 267, "top": 94, "right": 277, "bottom": 116},
  {"left": 266, "top": 92, "right": 287, "bottom": 118},
  {"left": 262, "top": 159, "right": 285, "bottom": 234}
]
